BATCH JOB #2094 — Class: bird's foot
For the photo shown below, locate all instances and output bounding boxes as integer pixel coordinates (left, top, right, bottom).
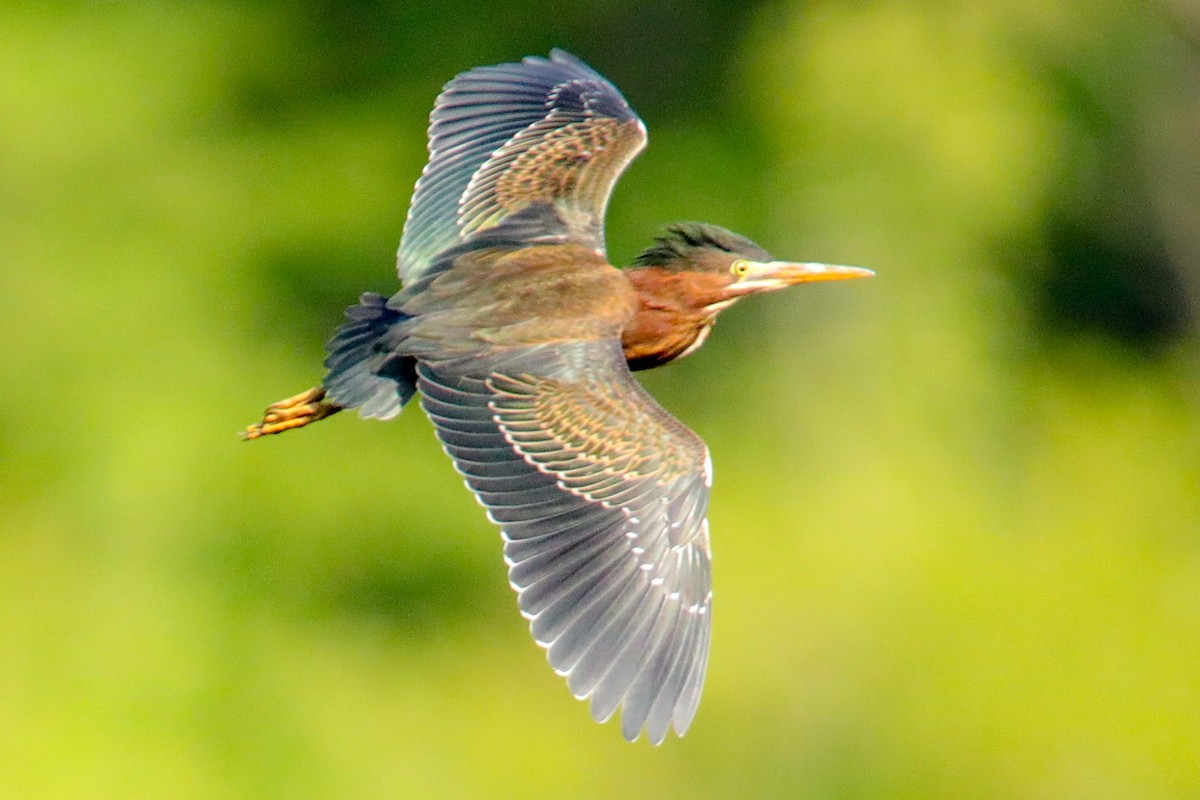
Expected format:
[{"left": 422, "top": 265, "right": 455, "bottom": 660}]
[{"left": 242, "top": 387, "right": 341, "bottom": 440}]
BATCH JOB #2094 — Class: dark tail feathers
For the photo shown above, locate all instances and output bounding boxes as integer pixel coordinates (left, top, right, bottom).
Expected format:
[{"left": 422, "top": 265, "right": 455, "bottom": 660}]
[{"left": 322, "top": 293, "right": 417, "bottom": 420}]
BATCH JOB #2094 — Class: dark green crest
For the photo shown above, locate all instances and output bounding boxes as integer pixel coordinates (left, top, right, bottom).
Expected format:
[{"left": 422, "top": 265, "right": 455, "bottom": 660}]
[{"left": 633, "top": 223, "right": 772, "bottom": 270}]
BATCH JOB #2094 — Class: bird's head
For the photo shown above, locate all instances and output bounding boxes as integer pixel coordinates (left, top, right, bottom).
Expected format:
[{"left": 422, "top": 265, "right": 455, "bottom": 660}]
[{"left": 630, "top": 223, "right": 874, "bottom": 313}]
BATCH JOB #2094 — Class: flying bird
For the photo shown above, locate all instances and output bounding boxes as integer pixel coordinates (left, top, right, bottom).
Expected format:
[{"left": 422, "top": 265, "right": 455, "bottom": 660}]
[{"left": 244, "top": 50, "right": 872, "bottom": 743}]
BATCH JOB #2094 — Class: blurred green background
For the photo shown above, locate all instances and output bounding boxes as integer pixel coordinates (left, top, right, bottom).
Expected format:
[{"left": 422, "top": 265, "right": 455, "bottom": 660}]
[{"left": 3, "top": 1, "right": 1199, "bottom": 797}]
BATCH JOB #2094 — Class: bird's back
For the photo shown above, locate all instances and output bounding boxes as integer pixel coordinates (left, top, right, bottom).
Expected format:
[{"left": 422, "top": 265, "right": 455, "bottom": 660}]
[{"left": 394, "top": 239, "right": 639, "bottom": 360}]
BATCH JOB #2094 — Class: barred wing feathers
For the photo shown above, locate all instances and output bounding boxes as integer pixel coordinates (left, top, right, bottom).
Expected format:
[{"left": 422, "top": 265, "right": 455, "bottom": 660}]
[
  {"left": 416, "top": 341, "right": 712, "bottom": 743},
  {"left": 398, "top": 50, "right": 646, "bottom": 283}
]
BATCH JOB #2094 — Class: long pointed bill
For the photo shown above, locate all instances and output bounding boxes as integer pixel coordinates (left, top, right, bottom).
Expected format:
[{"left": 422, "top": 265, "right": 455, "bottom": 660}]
[{"left": 739, "top": 261, "right": 875, "bottom": 293}]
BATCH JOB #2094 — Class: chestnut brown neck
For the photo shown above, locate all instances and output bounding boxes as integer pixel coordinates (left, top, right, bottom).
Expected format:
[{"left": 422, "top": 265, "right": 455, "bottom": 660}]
[{"left": 620, "top": 266, "right": 732, "bottom": 371}]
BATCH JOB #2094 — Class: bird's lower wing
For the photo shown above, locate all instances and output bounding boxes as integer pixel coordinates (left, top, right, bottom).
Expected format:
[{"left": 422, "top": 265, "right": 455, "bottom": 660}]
[{"left": 416, "top": 341, "right": 712, "bottom": 744}]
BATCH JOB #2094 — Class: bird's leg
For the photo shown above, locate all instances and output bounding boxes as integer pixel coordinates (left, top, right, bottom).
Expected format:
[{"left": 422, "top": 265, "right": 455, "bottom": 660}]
[{"left": 242, "top": 387, "right": 342, "bottom": 440}]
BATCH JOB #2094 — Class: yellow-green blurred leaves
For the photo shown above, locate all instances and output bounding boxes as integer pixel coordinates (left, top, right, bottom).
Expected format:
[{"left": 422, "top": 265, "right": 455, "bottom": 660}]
[{"left": 1, "top": 1, "right": 1198, "bottom": 798}]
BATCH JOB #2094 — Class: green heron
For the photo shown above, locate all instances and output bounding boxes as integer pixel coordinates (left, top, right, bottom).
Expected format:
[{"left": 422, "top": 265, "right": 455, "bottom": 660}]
[{"left": 245, "top": 50, "right": 871, "bottom": 744}]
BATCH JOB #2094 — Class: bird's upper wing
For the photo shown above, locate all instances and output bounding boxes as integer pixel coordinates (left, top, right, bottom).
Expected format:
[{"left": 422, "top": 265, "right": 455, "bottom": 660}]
[
  {"left": 397, "top": 50, "right": 647, "bottom": 284},
  {"left": 416, "top": 339, "right": 712, "bottom": 744}
]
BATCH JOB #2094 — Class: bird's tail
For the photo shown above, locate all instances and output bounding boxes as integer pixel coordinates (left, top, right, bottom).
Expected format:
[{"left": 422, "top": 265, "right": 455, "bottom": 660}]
[
  {"left": 321, "top": 292, "right": 417, "bottom": 419},
  {"left": 242, "top": 293, "right": 417, "bottom": 440}
]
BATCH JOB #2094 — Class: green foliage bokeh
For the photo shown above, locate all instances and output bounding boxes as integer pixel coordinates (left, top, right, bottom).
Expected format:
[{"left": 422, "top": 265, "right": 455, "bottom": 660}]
[{"left": 2, "top": 1, "right": 1198, "bottom": 798}]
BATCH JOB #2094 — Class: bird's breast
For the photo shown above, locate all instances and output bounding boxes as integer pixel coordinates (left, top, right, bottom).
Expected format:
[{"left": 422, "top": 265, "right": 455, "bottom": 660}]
[{"left": 621, "top": 305, "right": 715, "bottom": 371}]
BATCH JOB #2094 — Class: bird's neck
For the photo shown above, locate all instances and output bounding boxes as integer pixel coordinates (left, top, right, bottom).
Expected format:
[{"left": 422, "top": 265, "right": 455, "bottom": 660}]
[{"left": 621, "top": 267, "right": 725, "bottom": 371}]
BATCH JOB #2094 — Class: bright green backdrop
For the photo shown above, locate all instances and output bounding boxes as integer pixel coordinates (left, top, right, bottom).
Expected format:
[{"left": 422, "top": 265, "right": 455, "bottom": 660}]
[{"left": 3, "top": 1, "right": 1198, "bottom": 798}]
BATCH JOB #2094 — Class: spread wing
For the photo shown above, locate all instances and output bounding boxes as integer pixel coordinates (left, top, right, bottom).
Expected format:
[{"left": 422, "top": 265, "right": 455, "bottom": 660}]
[
  {"left": 416, "top": 340, "right": 712, "bottom": 744},
  {"left": 398, "top": 50, "right": 647, "bottom": 285}
]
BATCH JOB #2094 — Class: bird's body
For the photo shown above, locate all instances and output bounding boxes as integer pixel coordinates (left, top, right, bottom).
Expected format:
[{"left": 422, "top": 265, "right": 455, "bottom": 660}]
[
  {"left": 404, "top": 243, "right": 635, "bottom": 351},
  {"left": 245, "top": 50, "right": 871, "bottom": 744}
]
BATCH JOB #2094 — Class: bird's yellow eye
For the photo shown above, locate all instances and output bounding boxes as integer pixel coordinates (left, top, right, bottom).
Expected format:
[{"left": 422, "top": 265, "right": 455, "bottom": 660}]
[{"left": 731, "top": 260, "right": 750, "bottom": 278}]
